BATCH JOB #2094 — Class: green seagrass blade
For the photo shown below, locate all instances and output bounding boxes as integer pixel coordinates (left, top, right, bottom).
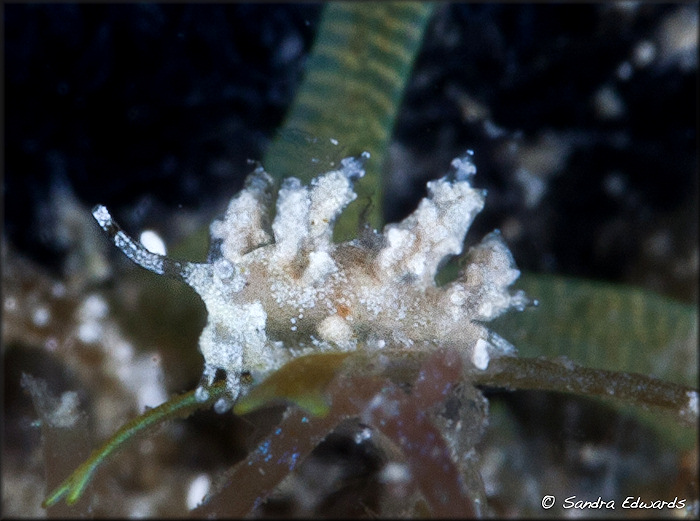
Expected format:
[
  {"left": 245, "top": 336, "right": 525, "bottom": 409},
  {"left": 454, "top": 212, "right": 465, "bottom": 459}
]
[{"left": 263, "top": 2, "right": 435, "bottom": 241}]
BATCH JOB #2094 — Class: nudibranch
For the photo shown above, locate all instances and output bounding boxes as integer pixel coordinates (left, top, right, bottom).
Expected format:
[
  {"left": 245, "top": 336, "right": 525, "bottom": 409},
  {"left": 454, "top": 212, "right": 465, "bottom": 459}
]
[{"left": 93, "top": 152, "right": 530, "bottom": 408}]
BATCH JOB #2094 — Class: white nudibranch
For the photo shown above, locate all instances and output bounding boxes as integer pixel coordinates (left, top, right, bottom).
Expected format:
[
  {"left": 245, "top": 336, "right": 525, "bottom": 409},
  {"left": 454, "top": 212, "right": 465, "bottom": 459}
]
[{"left": 92, "top": 153, "right": 531, "bottom": 405}]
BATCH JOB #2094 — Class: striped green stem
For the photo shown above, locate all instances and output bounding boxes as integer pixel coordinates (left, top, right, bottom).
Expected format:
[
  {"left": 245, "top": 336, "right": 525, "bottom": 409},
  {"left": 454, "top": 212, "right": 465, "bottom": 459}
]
[{"left": 264, "top": 2, "right": 435, "bottom": 240}]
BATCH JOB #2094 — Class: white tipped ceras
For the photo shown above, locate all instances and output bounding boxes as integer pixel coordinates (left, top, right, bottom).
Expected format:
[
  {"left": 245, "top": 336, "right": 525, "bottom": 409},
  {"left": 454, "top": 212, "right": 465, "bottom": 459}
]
[{"left": 93, "top": 152, "right": 530, "bottom": 407}]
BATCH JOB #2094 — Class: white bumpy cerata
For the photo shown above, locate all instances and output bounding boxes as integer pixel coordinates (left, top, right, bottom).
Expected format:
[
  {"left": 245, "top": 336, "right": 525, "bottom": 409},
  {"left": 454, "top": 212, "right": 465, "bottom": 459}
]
[{"left": 93, "top": 152, "right": 530, "bottom": 407}]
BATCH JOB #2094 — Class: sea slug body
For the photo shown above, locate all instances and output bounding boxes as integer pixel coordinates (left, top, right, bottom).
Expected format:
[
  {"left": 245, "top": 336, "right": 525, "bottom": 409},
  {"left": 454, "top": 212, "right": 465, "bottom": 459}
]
[{"left": 93, "top": 152, "right": 529, "bottom": 404}]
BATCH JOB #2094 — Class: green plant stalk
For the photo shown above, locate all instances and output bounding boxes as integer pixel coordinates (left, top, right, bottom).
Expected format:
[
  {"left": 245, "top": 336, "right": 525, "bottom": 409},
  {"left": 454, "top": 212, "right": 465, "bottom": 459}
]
[
  {"left": 473, "top": 356, "right": 697, "bottom": 428},
  {"left": 263, "top": 2, "right": 435, "bottom": 240},
  {"left": 43, "top": 380, "right": 228, "bottom": 508}
]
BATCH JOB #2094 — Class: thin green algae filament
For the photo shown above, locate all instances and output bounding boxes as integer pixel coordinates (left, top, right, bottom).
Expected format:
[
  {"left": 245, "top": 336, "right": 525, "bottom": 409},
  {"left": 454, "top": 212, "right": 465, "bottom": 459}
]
[{"left": 43, "top": 380, "right": 228, "bottom": 507}]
